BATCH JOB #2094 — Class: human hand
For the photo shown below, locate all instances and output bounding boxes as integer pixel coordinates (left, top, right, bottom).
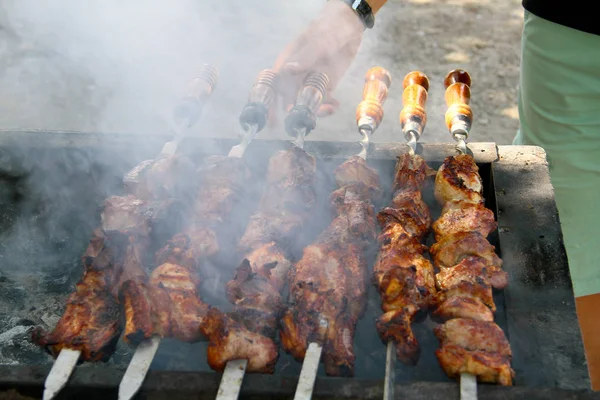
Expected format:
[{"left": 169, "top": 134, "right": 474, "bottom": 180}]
[{"left": 272, "top": 0, "right": 364, "bottom": 122}]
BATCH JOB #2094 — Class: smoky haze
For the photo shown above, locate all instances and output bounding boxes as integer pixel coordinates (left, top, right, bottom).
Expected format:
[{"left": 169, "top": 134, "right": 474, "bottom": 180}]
[
  {"left": 0, "top": 0, "right": 454, "bottom": 375},
  {"left": 0, "top": 0, "right": 328, "bottom": 137},
  {"left": 0, "top": 0, "right": 361, "bottom": 371}
]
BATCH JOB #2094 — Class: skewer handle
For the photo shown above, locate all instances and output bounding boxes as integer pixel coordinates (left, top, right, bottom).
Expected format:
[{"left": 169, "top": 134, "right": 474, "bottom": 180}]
[
  {"left": 356, "top": 66, "right": 392, "bottom": 134},
  {"left": 399, "top": 71, "right": 430, "bottom": 142},
  {"left": 285, "top": 72, "right": 330, "bottom": 138},
  {"left": 239, "top": 69, "right": 278, "bottom": 132},
  {"left": 173, "top": 63, "right": 219, "bottom": 128},
  {"left": 443, "top": 68, "right": 473, "bottom": 139}
]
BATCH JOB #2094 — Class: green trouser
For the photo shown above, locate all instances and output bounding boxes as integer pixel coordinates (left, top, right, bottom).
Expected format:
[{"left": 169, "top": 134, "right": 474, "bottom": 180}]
[
  {"left": 513, "top": 11, "right": 600, "bottom": 299},
  {"left": 514, "top": 11, "right": 600, "bottom": 389}
]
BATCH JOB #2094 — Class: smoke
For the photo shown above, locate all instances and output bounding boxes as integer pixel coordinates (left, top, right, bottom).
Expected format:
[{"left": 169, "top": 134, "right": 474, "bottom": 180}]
[
  {"left": 0, "top": 0, "right": 330, "bottom": 368},
  {"left": 0, "top": 0, "right": 326, "bottom": 136}
]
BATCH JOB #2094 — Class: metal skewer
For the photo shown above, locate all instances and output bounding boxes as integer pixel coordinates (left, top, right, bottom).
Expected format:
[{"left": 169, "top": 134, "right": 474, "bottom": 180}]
[
  {"left": 113, "top": 64, "right": 219, "bottom": 400},
  {"left": 208, "top": 69, "right": 279, "bottom": 400},
  {"left": 443, "top": 68, "right": 477, "bottom": 400},
  {"left": 356, "top": 67, "right": 392, "bottom": 160},
  {"left": 288, "top": 68, "right": 390, "bottom": 400},
  {"left": 41, "top": 64, "right": 219, "bottom": 400},
  {"left": 116, "top": 70, "right": 277, "bottom": 400},
  {"left": 284, "top": 72, "right": 330, "bottom": 150},
  {"left": 277, "top": 72, "right": 330, "bottom": 400},
  {"left": 215, "top": 71, "right": 329, "bottom": 400},
  {"left": 383, "top": 71, "right": 430, "bottom": 400}
]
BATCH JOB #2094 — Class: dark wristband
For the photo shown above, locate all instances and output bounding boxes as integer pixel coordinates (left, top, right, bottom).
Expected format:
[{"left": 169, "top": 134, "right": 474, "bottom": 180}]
[{"left": 338, "top": 0, "right": 375, "bottom": 29}]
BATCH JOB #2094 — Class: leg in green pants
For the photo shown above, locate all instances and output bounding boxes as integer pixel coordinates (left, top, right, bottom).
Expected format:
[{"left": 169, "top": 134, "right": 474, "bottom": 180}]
[{"left": 514, "top": 11, "right": 600, "bottom": 390}]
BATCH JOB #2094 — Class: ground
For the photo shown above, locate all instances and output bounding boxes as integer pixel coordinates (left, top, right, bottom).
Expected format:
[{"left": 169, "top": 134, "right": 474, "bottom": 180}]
[{"left": 0, "top": 0, "right": 524, "bottom": 145}]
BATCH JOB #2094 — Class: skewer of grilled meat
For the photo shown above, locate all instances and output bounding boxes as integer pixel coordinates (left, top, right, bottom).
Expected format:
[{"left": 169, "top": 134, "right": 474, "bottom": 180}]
[
  {"left": 373, "top": 72, "right": 435, "bottom": 366},
  {"left": 429, "top": 69, "right": 513, "bottom": 386},
  {"left": 280, "top": 67, "right": 390, "bottom": 379},
  {"left": 119, "top": 69, "right": 279, "bottom": 349},
  {"left": 31, "top": 66, "right": 218, "bottom": 400},
  {"left": 32, "top": 154, "right": 197, "bottom": 360},
  {"left": 280, "top": 156, "right": 381, "bottom": 376},
  {"left": 204, "top": 145, "right": 317, "bottom": 373},
  {"left": 119, "top": 70, "right": 281, "bottom": 400},
  {"left": 119, "top": 154, "right": 252, "bottom": 344},
  {"left": 206, "top": 73, "right": 328, "bottom": 375}
]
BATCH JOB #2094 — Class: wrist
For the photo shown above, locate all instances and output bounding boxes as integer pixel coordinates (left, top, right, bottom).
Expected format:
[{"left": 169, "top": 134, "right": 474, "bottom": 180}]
[
  {"left": 334, "top": 0, "right": 375, "bottom": 29},
  {"left": 325, "top": 0, "right": 370, "bottom": 32}
]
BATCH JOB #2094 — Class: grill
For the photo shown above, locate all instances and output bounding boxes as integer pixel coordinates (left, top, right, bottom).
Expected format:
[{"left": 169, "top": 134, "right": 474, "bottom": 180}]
[{"left": 0, "top": 130, "right": 593, "bottom": 399}]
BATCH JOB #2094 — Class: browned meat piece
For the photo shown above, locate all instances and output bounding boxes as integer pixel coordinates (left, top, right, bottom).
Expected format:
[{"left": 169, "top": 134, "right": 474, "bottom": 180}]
[
  {"left": 226, "top": 258, "right": 285, "bottom": 338},
  {"left": 238, "top": 148, "right": 316, "bottom": 252},
  {"left": 373, "top": 153, "right": 435, "bottom": 365},
  {"left": 203, "top": 308, "right": 279, "bottom": 373},
  {"left": 432, "top": 199, "right": 497, "bottom": 241},
  {"left": 241, "top": 242, "right": 292, "bottom": 293},
  {"left": 376, "top": 306, "right": 421, "bottom": 365},
  {"left": 391, "top": 152, "right": 430, "bottom": 192},
  {"left": 100, "top": 195, "right": 152, "bottom": 238},
  {"left": 120, "top": 233, "right": 212, "bottom": 345},
  {"left": 434, "top": 319, "right": 514, "bottom": 385},
  {"left": 281, "top": 156, "right": 380, "bottom": 377},
  {"left": 119, "top": 154, "right": 252, "bottom": 346},
  {"left": 435, "top": 345, "right": 514, "bottom": 386},
  {"left": 429, "top": 231, "right": 503, "bottom": 270},
  {"left": 431, "top": 296, "right": 494, "bottom": 322},
  {"left": 291, "top": 242, "right": 369, "bottom": 323},
  {"left": 335, "top": 155, "right": 383, "bottom": 197},
  {"left": 434, "top": 154, "right": 484, "bottom": 206},
  {"left": 377, "top": 202, "right": 430, "bottom": 242},
  {"left": 204, "top": 147, "right": 318, "bottom": 374},
  {"left": 373, "top": 248, "right": 435, "bottom": 301},
  {"left": 429, "top": 153, "right": 513, "bottom": 385},
  {"left": 238, "top": 211, "right": 305, "bottom": 253},
  {"left": 149, "top": 262, "right": 208, "bottom": 341},
  {"left": 32, "top": 233, "right": 121, "bottom": 361},
  {"left": 434, "top": 318, "right": 511, "bottom": 356},
  {"left": 123, "top": 153, "right": 197, "bottom": 200},
  {"left": 433, "top": 279, "right": 496, "bottom": 315},
  {"left": 193, "top": 155, "right": 250, "bottom": 224},
  {"left": 322, "top": 313, "right": 358, "bottom": 376},
  {"left": 436, "top": 256, "right": 508, "bottom": 290}
]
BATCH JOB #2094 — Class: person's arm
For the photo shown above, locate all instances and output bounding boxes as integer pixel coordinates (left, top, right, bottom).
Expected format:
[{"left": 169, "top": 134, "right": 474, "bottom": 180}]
[{"left": 272, "top": 0, "right": 373, "bottom": 119}]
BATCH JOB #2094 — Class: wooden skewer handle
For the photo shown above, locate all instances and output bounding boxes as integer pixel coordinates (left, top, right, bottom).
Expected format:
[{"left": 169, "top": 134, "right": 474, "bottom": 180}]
[
  {"left": 443, "top": 68, "right": 473, "bottom": 136},
  {"left": 356, "top": 66, "right": 392, "bottom": 133},
  {"left": 399, "top": 71, "right": 430, "bottom": 141}
]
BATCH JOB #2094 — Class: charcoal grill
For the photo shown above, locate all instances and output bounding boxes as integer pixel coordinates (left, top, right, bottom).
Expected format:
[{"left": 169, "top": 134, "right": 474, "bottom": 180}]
[{"left": 0, "top": 129, "right": 595, "bottom": 400}]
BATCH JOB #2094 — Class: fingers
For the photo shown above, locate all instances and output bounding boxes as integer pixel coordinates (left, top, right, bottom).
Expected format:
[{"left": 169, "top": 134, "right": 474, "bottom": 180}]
[{"left": 317, "top": 97, "right": 340, "bottom": 118}]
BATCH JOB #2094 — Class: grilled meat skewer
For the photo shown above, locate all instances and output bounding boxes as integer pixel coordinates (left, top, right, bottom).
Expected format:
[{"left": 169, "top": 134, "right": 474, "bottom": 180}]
[
  {"left": 33, "top": 66, "right": 218, "bottom": 400},
  {"left": 429, "top": 70, "right": 514, "bottom": 388},
  {"left": 430, "top": 154, "right": 513, "bottom": 385},
  {"left": 118, "top": 69, "right": 280, "bottom": 400},
  {"left": 374, "top": 72, "right": 435, "bottom": 369},
  {"left": 205, "top": 145, "right": 318, "bottom": 373},
  {"left": 281, "top": 155, "right": 382, "bottom": 376},
  {"left": 119, "top": 155, "right": 251, "bottom": 345},
  {"left": 374, "top": 152, "right": 435, "bottom": 365},
  {"left": 33, "top": 156, "right": 196, "bottom": 359},
  {"left": 208, "top": 73, "right": 328, "bottom": 383}
]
